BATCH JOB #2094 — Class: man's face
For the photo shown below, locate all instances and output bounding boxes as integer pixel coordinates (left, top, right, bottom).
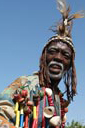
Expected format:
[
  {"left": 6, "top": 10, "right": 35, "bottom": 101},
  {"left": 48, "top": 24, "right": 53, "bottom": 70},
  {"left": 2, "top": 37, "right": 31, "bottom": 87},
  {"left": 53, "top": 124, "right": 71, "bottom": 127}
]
[{"left": 46, "top": 41, "right": 72, "bottom": 80}]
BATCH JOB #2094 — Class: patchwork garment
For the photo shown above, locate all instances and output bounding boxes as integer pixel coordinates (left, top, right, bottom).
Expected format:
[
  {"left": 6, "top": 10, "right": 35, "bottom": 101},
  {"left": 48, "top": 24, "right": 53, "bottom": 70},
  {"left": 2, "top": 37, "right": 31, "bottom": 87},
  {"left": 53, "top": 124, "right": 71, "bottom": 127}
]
[{"left": 0, "top": 75, "right": 61, "bottom": 128}]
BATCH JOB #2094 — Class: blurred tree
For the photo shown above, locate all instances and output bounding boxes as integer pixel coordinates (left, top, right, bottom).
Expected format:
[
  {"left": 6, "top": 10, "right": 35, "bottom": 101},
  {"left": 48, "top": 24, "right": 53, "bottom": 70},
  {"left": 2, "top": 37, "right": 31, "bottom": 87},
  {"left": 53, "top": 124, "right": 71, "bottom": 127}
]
[{"left": 65, "top": 120, "right": 85, "bottom": 128}]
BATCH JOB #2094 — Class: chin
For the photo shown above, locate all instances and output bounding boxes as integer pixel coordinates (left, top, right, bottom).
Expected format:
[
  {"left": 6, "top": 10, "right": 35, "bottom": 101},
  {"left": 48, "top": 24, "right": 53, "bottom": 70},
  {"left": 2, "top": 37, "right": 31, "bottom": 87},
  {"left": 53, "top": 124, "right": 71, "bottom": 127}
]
[
  {"left": 50, "top": 74, "right": 62, "bottom": 80},
  {"left": 48, "top": 71, "right": 63, "bottom": 80}
]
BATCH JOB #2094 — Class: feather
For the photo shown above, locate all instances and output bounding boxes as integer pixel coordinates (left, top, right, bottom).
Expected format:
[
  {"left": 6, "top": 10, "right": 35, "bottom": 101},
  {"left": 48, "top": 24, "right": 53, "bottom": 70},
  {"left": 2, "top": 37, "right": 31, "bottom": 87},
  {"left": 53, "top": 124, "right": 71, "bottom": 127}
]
[
  {"left": 56, "top": 0, "right": 67, "bottom": 14},
  {"left": 68, "top": 10, "right": 85, "bottom": 21}
]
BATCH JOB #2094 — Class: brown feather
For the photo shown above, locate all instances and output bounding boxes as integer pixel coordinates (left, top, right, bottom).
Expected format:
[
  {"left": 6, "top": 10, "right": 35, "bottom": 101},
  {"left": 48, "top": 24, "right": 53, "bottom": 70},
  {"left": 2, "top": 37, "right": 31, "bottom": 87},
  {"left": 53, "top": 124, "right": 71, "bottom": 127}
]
[
  {"left": 73, "top": 13, "right": 85, "bottom": 19},
  {"left": 68, "top": 10, "right": 85, "bottom": 21}
]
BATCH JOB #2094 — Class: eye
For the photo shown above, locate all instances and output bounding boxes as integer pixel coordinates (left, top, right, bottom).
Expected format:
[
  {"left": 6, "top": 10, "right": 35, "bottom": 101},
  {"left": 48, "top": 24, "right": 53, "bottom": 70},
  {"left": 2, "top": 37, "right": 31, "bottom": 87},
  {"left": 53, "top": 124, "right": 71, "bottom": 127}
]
[
  {"left": 63, "top": 52, "right": 71, "bottom": 59},
  {"left": 47, "top": 48, "right": 57, "bottom": 54}
]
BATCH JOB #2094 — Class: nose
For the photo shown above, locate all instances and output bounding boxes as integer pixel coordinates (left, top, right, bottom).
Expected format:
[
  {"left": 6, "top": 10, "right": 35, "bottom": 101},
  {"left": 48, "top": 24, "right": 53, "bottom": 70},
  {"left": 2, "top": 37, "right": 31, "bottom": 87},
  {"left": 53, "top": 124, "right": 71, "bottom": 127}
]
[{"left": 53, "top": 52, "right": 63, "bottom": 62}]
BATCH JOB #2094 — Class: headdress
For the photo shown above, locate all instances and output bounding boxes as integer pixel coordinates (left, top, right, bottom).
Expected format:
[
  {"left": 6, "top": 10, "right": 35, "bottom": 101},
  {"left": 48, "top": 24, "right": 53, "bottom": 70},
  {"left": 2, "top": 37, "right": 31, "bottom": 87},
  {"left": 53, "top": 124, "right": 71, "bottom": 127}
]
[{"left": 43, "top": 0, "right": 85, "bottom": 52}]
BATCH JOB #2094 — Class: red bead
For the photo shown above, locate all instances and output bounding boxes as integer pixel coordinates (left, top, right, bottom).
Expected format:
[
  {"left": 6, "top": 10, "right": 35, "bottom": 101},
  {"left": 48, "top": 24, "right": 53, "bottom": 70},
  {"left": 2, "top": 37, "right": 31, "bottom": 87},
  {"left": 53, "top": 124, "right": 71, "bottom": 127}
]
[
  {"left": 14, "top": 94, "right": 21, "bottom": 101},
  {"left": 64, "top": 108, "right": 68, "bottom": 113},
  {"left": 18, "top": 97, "right": 24, "bottom": 103},
  {"left": 21, "top": 90, "right": 28, "bottom": 97},
  {"left": 27, "top": 101, "right": 33, "bottom": 106},
  {"left": 24, "top": 106, "right": 31, "bottom": 114}
]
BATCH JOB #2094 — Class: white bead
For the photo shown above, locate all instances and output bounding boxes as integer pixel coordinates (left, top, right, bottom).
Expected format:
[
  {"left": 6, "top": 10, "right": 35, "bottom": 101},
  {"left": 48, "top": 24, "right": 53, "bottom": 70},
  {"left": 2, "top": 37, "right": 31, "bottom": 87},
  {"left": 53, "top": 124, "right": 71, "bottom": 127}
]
[
  {"left": 43, "top": 106, "right": 55, "bottom": 118},
  {"left": 45, "top": 88, "right": 52, "bottom": 96},
  {"left": 49, "top": 116, "right": 61, "bottom": 126}
]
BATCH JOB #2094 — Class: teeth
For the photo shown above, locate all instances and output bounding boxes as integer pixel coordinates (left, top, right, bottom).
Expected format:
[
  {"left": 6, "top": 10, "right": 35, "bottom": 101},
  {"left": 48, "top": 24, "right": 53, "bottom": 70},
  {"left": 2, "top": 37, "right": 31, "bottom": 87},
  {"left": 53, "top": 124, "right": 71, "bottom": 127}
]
[
  {"left": 48, "top": 61, "right": 63, "bottom": 71},
  {"left": 51, "top": 64, "right": 61, "bottom": 69}
]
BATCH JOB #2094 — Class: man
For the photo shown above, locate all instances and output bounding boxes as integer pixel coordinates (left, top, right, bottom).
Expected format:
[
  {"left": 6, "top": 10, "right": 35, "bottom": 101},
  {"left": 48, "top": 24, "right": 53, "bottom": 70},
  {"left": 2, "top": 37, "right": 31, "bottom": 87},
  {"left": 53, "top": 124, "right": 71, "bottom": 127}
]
[{"left": 0, "top": 0, "right": 84, "bottom": 128}]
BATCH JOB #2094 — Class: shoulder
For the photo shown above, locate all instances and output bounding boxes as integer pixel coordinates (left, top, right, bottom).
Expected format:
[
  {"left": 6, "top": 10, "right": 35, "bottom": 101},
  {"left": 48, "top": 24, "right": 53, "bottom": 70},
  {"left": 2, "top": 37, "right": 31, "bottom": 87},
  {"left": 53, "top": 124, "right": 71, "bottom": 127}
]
[
  {"left": 17, "top": 74, "right": 39, "bottom": 89},
  {"left": 4, "top": 74, "right": 39, "bottom": 90},
  {"left": 0, "top": 74, "right": 39, "bottom": 102}
]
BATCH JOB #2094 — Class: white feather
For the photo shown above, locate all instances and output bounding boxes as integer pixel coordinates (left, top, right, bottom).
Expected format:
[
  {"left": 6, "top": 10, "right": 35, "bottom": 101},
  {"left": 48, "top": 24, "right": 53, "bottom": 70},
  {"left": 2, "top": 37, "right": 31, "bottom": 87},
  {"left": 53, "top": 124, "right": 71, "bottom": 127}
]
[{"left": 56, "top": 0, "right": 66, "bottom": 13}]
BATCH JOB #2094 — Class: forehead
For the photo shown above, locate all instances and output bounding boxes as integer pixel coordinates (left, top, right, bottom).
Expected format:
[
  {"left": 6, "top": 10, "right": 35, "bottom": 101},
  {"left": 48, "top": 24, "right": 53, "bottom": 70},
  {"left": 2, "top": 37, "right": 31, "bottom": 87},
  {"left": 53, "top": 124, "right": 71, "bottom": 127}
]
[{"left": 47, "top": 41, "right": 72, "bottom": 52}]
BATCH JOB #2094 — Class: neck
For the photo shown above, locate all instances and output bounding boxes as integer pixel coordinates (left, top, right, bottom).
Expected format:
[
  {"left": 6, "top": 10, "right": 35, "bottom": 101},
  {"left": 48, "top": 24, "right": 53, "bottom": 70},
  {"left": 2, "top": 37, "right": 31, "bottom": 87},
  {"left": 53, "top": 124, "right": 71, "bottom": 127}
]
[{"left": 50, "top": 78, "right": 61, "bottom": 91}]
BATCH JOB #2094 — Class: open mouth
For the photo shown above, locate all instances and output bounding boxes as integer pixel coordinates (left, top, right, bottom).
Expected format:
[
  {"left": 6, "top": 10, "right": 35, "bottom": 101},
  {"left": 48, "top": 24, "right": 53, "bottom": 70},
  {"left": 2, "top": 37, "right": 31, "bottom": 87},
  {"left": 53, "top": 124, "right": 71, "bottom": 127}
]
[
  {"left": 48, "top": 62, "right": 63, "bottom": 74},
  {"left": 47, "top": 61, "right": 64, "bottom": 79}
]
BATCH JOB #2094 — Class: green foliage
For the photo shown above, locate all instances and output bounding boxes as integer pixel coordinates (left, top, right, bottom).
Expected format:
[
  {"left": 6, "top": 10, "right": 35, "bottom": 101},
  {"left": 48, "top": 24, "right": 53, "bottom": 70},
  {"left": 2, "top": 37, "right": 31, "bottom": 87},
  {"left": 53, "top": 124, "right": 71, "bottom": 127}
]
[{"left": 65, "top": 120, "right": 85, "bottom": 128}]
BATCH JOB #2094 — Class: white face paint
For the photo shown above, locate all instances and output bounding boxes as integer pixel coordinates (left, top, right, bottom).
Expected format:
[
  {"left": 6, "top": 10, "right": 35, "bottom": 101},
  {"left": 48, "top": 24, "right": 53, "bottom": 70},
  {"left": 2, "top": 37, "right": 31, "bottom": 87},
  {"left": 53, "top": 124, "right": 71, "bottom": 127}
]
[{"left": 47, "top": 61, "right": 65, "bottom": 79}]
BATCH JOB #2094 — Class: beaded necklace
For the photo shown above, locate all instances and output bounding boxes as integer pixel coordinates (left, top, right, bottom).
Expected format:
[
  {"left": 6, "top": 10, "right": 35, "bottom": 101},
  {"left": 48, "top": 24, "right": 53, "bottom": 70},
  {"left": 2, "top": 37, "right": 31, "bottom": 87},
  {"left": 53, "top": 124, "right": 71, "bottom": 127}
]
[{"left": 13, "top": 85, "right": 69, "bottom": 128}]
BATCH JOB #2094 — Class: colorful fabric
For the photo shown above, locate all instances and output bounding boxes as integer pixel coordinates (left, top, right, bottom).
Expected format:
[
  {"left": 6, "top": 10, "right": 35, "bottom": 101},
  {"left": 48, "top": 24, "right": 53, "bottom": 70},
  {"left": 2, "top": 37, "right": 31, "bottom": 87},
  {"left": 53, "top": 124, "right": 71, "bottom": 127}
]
[{"left": 0, "top": 75, "right": 61, "bottom": 128}]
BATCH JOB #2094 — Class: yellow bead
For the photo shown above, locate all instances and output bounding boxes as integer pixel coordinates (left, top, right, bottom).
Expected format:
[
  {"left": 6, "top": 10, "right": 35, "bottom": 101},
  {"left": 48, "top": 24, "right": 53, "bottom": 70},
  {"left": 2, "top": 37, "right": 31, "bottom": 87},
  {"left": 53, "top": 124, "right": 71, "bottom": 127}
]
[
  {"left": 15, "top": 111, "right": 20, "bottom": 127},
  {"left": 14, "top": 102, "right": 19, "bottom": 113},
  {"left": 33, "top": 106, "right": 37, "bottom": 119}
]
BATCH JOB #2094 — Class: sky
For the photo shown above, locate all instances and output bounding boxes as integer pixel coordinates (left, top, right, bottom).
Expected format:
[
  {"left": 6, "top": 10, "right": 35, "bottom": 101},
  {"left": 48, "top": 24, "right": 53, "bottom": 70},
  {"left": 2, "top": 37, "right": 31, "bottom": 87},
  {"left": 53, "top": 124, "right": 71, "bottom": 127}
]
[{"left": 0, "top": 0, "right": 85, "bottom": 125}]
